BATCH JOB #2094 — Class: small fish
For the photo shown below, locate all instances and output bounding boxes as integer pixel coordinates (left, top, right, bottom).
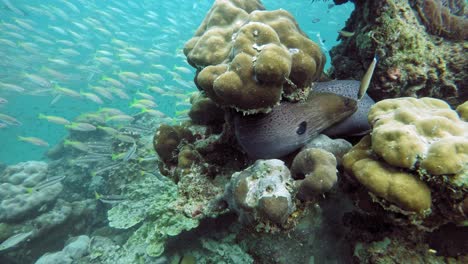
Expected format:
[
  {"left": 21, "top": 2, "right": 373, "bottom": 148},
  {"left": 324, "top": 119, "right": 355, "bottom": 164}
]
[
  {"left": 91, "top": 162, "right": 120, "bottom": 176},
  {"left": 1, "top": 0, "right": 25, "bottom": 16},
  {"left": 339, "top": 30, "right": 355, "bottom": 38},
  {"left": 131, "top": 99, "right": 157, "bottom": 108},
  {"left": 32, "top": 175, "right": 65, "bottom": 191},
  {"left": 358, "top": 55, "right": 378, "bottom": 100},
  {"left": 123, "top": 143, "right": 137, "bottom": 162},
  {"left": 55, "top": 85, "right": 81, "bottom": 98},
  {"left": 311, "top": 18, "right": 320, "bottom": 23},
  {"left": 95, "top": 192, "right": 126, "bottom": 204},
  {"left": 114, "top": 133, "right": 135, "bottom": 143},
  {"left": 138, "top": 156, "right": 158, "bottom": 162},
  {"left": 97, "top": 125, "right": 119, "bottom": 136},
  {"left": 106, "top": 114, "right": 134, "bottom": 123},
  {"left": 38, "top": 114, "right": 71, "bottom": 125},
  {"left": 0, "top": 83, "right": 25, "bottom": 93},
  {"left": 173, "top": 66, "right": 192, "bottom": 75},
  {"left": 0, "top": 231, "right": 33, "bottom": 252},
  {"left": 18, "top": 136, "right": 49, "bottom": 147},
  {"left": 81, "top": 92, "right": 103, "bottom": 104},
  {"left": 141, "top": 108, "right": 165, "bottom": 118},
  {"left": 66, "top": 122, "right": 97, "bottom": 132},
  {"left": 0, "top": 97, "right": 8, "bottom": 104},
  {"left": 64, "top": 140, "right": 90, "bottom": 152}
]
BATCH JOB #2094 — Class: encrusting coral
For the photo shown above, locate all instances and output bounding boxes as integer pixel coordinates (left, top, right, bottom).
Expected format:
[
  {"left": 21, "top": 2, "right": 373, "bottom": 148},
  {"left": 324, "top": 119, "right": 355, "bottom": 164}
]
[
  {"left": 185, "top": 0, "right": 325, "bottom": 113},
  {"left": 343, "top": 97, "right": 467, "bottom": 227}
]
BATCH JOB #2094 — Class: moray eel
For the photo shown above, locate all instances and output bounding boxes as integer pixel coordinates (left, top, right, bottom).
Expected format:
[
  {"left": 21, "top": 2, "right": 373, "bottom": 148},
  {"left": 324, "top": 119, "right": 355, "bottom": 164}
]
[
  {"left": 314, "top": 80, "right": 375, "bottom": 137},
  {"left": 235, "top": 56, "right": 377, "bottom": 159},
  {"left": 234, "top": 92, "right": 357, "bottom": 159}
]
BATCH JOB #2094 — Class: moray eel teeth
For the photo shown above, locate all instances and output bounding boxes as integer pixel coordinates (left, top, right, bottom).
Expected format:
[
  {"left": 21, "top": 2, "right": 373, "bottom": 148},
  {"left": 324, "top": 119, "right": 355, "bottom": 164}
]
[{"left": 234, "top": 92, "right": 357, "bottom": 159}]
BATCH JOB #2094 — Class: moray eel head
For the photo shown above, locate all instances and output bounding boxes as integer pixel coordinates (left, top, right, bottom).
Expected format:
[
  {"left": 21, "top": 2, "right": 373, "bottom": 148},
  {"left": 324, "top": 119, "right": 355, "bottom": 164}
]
[{"left": 234, "top": 92, "right": 357, "bottom": 159}]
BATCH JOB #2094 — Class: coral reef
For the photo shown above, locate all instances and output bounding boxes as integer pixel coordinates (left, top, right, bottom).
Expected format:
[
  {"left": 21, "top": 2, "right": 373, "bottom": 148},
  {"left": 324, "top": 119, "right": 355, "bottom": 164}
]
[
  {"left": 456, "top": 101, "right": 468, "bottom": 121},
  {"left": 35, "top": 235, "right": 90, "bottom": 264},
  {"left": 291, "top": 148, "right": 338, "bottom": 201},
  {"left": 368, "top": 97, "right": 467, "bottom": 174},
  {"left": 106, "top": 175, "right": 198, "bottom": 258},
  {"left": 302, "top": 134, "right": 353, "bottom": 166},
  {"left": 224, "top": 159, "right": 296, "bottom": 226},
  {"left": 185, "top": 0, "right": 325, "bottom": 113},
  {"left": 343, "top": 97, "right": 467, "bottom": 227},
  {"left": 0, "top": 161, "right": 61, "bottom": 222},
  {"left": 412, "top": 0, "right": 467, "bottom": 40},
  {"left": 188, "top": 92, "right": 225, "bottom": 126},
  {"left": 330, "top": 0, "right": 467, "bottom": 106}
]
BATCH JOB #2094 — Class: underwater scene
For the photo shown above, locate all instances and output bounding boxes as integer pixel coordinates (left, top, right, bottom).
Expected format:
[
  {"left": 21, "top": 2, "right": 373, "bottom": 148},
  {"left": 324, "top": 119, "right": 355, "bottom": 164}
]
[{"left": 0, "top": 0, "right": 466, "bottom": 263}]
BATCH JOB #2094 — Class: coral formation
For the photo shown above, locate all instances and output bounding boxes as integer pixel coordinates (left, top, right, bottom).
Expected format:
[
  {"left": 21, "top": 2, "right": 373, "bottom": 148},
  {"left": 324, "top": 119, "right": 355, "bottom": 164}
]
[
  {"left": 188, "top": 92, "right": 225, "bottom": 126},
  {"left": 291, "top": 148, "right": 338, "bottom": 201},
  {"left": 35, "top": 235, "right": 90, "bottom": 264},
  {"left": 456, "top": 101, "right": 468, "bottom": 121},
  {"left": 0, "top": 161, "right": 62, "bottom": 222},
  {"left": 302, "top": 134, "right": 353, "bottom": 166},
  {"left": 412, "top": 0, "right": 467, "bottom": 40},
  {"left": 153, "top": 123, "right": 195, "bottom": 176},
  {"left": 224, "top": 159, "right": 296, "bottom": 225},
  {"left": 344, "top": 136, "right": 432, "bottom": 213},
  {"left": 106, "top": 175, "right": 198, "bottom": 258},
  {"left": 185, "top": 0, "right": 325, "bottom": 113},
  {"left": 368, "top": 97, "right": 467, "bottom": 174},
  {"left": 330, "top": 0, "right": 467, "bottom": 106},
  {"left": 343, "top": 97, "right": 467, "bottom": 227}
]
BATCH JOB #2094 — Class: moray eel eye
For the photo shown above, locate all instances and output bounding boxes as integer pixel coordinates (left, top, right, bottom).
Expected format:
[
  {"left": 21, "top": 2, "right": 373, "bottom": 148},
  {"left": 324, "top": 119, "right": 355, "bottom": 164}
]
[{"left": 296, "top": 121, "right": 307, "bottom": 135}]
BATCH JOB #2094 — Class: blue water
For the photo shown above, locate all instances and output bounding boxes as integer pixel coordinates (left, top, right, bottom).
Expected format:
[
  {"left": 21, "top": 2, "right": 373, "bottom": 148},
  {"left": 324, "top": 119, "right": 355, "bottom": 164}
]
[{"left": 0, "top": 0, "right": 353, "bottom": 165}]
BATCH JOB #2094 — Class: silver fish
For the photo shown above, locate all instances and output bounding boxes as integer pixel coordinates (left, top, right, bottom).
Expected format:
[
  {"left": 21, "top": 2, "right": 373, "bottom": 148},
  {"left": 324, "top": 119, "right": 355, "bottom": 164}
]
[
  {"left": 358, "top": 55, "right": 378, "bottom": 100},
  {"left": 123, "top": 143, "right": 137, "bottom": 162},
  {"left": 0, "top": 231, "right": 33, "bottom": 252},
  {"left": 34, "top": 175, "right": 65, "bottom": 191}
]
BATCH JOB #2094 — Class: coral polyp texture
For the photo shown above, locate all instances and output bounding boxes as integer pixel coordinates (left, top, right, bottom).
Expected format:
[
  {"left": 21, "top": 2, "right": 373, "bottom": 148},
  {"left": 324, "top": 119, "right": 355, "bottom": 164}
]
[
  {"left": 184, "top": 0, "right": 325, "bottom": 113},
  {"left": 343, "top": 97, "right": 467, "bottom": 227}
]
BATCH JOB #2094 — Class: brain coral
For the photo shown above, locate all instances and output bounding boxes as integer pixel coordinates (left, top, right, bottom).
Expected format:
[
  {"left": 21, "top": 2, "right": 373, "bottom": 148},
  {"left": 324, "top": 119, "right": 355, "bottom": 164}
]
[
  {"left": 343, "top": 97, "right": 467, "bottom": 224},
  {"left": 184, "top": 0, "right": 325, "bottom": 113}
]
